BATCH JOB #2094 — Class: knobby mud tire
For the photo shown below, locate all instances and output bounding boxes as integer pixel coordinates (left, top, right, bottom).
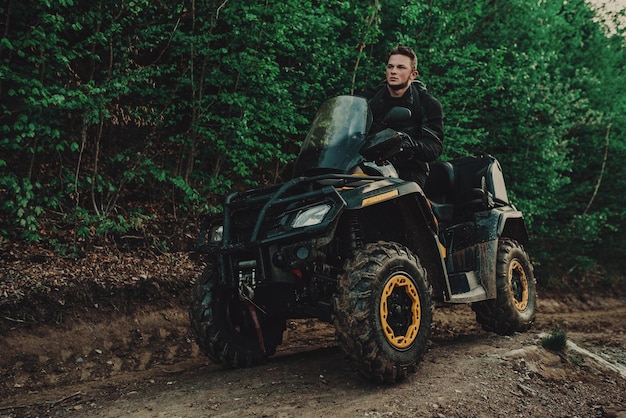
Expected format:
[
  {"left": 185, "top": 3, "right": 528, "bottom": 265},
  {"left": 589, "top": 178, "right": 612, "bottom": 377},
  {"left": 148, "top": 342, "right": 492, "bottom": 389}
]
[
  {"left": 472, "top": 239, "right": 537, "bottom": 335},
  {"left": 332, "top": 241, "right": 433, "bottom": 384},
  {"left": 189, "top": 268, "right": 285, "bottom": 368}
]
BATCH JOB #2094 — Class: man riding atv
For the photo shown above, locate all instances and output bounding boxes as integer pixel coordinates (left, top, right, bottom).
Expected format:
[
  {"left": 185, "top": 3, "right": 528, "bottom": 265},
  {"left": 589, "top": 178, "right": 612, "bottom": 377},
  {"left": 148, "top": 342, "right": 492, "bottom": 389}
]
[
  {"left": 190, "top": 52, "right": 536, "bottom": 384},
  {"left": 359, "top": 45, "right": 443, "bottom": 188}
]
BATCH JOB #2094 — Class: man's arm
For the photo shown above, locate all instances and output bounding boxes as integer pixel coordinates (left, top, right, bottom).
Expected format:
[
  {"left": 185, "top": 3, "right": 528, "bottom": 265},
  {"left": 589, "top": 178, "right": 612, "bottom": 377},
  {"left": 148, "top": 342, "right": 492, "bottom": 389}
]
[{"left": 415, "top": 91, "right": 444, "bottom": 163}]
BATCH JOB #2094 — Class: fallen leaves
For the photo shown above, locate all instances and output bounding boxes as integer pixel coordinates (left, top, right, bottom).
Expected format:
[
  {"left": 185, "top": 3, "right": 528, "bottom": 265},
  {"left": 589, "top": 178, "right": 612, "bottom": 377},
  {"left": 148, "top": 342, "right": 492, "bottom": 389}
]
[{"left": 0, "top": 245, "right": 205, "bottom": 324}]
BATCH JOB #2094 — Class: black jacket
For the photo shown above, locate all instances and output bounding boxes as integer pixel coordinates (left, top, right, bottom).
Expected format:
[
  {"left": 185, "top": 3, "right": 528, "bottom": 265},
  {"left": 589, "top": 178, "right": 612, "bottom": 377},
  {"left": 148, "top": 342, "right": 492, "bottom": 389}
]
[{"left": 358, "top": 81, "right": 444, "bottom": 185}]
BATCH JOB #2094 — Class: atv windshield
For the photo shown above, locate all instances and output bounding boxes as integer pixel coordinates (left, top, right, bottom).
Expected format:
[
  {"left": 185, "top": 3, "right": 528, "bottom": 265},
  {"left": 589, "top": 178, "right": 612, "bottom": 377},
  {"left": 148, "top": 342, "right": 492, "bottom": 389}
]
[{"left": 292, "top": 96, "right": 372, "bottom": 177}]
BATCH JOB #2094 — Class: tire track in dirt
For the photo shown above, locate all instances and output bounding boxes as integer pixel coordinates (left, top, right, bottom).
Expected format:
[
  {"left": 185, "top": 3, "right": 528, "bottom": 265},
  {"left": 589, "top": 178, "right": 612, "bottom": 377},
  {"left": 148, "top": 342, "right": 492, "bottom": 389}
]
[{"left": 1, "top": 295, "right": 625, "bottom": 417}]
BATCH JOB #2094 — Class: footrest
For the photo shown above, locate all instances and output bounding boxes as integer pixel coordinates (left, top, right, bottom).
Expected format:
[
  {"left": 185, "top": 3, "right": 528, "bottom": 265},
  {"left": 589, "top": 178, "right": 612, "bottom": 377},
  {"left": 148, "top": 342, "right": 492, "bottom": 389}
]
[{"left": 448, "top": 271, "right": 487, "bottom": 303}]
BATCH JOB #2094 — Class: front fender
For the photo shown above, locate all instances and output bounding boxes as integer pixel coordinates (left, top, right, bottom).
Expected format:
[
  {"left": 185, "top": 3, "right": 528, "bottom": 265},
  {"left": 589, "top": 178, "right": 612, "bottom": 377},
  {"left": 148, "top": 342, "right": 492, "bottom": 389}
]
[{"left": 339, "top": 180, "right": 450, "bottom": 302}]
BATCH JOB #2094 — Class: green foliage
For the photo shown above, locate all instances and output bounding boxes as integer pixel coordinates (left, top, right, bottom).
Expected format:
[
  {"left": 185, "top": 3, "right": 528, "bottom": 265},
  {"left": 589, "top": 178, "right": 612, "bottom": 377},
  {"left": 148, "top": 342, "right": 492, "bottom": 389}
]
[
  {"left": 0, "top": 176, "right": 44, "bottom": 243},
  {"left": 0, "top": 0, "right": 625, "bottom": 288},
  {"left": 541, "top": 328, "right": 568, "bottom": 352}
]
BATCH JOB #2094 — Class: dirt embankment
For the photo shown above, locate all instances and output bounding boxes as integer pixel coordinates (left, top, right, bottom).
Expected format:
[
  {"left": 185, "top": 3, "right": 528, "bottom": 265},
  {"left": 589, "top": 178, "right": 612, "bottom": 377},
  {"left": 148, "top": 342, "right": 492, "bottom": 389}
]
[{"left": 1, "top": 251, "right": 626, "bottom": 417}]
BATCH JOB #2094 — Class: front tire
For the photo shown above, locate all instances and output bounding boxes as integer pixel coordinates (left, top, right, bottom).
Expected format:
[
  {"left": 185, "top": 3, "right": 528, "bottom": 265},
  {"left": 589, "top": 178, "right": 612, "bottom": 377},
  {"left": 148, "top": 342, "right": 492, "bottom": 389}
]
[
  {"left": 332, "top": 241, "right": 433, "bottom": 383},
  {"left": 472, "top": 239, "right": 536, "bottom": 335},
  {"left": 189, "top": 268, "right": 285, "bottom": 368}
]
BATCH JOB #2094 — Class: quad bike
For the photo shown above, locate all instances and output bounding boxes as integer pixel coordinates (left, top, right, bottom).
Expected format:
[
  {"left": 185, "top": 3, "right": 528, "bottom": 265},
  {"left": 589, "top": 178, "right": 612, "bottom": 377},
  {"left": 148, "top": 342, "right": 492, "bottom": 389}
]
[{"left": 190, "top": 95, "right": 536, "bottom": 383}]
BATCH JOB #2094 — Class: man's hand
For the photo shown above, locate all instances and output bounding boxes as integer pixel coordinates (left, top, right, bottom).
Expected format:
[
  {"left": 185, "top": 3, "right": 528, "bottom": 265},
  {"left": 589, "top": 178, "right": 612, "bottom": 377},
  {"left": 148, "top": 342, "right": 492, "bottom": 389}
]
[
  {"left": 388, "top": 132, "right": 422, "bottom": 163},
  {"left": 399, "top": 132, "right": 422, "bottom": 154}
]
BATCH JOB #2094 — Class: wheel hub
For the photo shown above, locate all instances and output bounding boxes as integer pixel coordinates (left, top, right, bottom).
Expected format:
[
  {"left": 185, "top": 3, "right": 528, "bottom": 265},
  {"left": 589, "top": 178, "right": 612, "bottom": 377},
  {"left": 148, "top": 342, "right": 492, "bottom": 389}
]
[
  {"left": 509, "top": 260, "right": 529, "bottom": 311},
  {"left": 379, "top": 274, "right": 421, "bottom": 349}
]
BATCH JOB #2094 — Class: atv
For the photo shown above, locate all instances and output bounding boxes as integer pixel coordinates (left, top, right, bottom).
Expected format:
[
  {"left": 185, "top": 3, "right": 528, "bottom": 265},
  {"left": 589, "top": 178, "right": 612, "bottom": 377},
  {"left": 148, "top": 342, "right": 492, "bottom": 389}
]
[{"left": 190, "top": 95, "right": 536, "bottom": 383}]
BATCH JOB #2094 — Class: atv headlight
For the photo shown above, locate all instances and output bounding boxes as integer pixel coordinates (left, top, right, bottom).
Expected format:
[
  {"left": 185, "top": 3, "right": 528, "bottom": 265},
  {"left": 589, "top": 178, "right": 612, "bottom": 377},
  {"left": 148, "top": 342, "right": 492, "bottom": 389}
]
[
  {"left": 208, "top": 224, "right": 224, "bottom": 243},
  {"left": 291, "top": 204, "right": 331, "bottom": 228}
]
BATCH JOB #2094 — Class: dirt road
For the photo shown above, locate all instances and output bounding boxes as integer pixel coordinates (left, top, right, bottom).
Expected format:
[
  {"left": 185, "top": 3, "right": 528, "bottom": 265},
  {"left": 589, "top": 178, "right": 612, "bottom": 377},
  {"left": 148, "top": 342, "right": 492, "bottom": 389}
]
[{"left": 2, "top": 290, "right": 626, "bottom": 418}]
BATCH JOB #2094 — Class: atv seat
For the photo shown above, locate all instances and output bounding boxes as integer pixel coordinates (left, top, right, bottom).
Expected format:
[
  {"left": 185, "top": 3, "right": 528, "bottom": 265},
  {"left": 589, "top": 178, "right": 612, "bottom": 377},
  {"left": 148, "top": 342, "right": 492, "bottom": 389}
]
[
  {"left": 424, "top": 161, "right": 455, "bottom": 223},
  {"left": 425, "top": 155, "right": 509, "bottom": 222},
  {"left": 451, "top": 155, "right": 509, "bottom": 213}
]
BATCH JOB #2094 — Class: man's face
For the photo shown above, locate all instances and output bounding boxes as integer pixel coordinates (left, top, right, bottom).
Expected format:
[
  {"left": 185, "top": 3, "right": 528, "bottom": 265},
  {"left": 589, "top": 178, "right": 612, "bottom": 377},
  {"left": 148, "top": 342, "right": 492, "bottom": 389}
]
[{"left": 386, "top": 54, "right": 417, "bottom": 91}]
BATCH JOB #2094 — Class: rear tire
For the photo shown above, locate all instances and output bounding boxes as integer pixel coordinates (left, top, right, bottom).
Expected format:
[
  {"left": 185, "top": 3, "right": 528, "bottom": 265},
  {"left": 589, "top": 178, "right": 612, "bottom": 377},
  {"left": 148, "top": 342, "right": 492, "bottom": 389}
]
[
  {"left": 189, "top": 268, "right": 285, "bottom": 367},
  {"left": 472, "top": 239, "right": 536, "bottom": 335},
  {"left": 332, "top": 241, "right": 433, "bottom": 383}
]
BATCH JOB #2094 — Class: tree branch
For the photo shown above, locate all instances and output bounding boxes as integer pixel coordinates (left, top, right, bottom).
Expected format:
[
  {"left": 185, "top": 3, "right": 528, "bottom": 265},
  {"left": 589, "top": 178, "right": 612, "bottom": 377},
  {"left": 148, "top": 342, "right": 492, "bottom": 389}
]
[{"left": 583, "top": 123, "right": 611, "bottom": 215}]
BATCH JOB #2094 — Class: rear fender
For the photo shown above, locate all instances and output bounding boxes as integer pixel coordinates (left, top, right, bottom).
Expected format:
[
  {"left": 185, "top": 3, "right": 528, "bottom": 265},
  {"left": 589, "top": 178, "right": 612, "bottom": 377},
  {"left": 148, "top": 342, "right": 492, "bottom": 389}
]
[{"left": 499, "top": 210, "right": 530, "bottom": 245}]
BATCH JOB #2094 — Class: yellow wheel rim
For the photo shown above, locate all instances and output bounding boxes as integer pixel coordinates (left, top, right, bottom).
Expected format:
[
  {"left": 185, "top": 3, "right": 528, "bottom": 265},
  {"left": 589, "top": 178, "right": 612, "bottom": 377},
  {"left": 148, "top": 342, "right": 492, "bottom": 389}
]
[
  {"left": 509, "top": 260, "right": 529, "bottom": 311},
  {"left": 380, "top": 274, "right": 421, "bottom": 349}
]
